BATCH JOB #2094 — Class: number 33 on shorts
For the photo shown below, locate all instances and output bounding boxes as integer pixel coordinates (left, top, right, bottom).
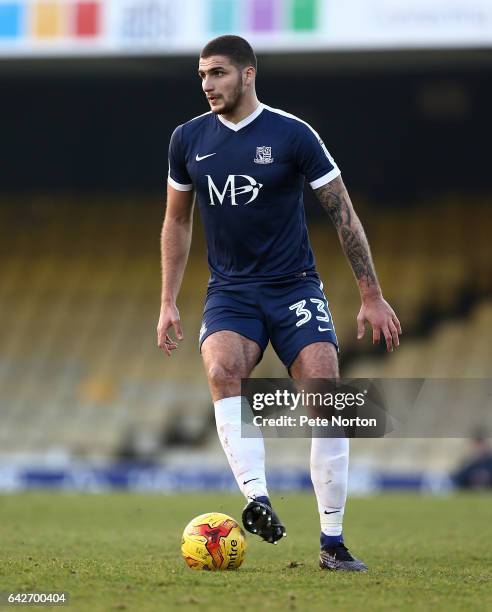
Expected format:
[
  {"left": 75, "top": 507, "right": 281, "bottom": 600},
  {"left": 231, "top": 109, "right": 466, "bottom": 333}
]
[{"left": 289, "top": 298, "right": 332, "bottom": 332}]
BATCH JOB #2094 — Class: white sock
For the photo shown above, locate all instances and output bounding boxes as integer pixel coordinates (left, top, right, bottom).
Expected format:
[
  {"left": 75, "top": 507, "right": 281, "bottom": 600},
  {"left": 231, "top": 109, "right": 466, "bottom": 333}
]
[
  {"left": 214, "top": 396, "right": 269, "bottom": 501},
  {"left": 310, "top": 436, "right": 349, "bottom": 536}
]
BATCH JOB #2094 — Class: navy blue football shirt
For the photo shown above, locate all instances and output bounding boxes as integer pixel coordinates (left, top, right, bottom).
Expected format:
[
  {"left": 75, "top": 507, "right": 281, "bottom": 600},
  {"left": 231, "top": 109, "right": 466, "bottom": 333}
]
[{"left": 168, "top": 103, "right": 340, "bottom": 286}]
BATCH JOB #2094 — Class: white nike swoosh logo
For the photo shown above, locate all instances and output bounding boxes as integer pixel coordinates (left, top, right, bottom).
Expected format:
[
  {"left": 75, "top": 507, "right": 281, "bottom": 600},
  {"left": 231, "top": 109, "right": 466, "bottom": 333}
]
[
  {"left": 318, "top": 326, "right": 332, "bottom": 332},
  {"left": 196, "top": 153, "right": 216, "bottom": 161}
]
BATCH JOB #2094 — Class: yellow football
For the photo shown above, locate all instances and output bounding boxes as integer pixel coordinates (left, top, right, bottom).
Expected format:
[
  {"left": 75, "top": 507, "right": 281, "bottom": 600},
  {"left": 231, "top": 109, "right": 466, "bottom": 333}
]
[{"left": 181, "top": 512, "right": 246, "bottom": 571}]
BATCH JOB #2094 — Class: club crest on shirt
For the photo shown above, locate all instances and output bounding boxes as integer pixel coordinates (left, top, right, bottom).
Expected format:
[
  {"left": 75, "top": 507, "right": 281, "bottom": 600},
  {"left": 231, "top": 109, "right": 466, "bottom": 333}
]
[{"left": 254, "top": 146, "right": 274, "bottom": 164}]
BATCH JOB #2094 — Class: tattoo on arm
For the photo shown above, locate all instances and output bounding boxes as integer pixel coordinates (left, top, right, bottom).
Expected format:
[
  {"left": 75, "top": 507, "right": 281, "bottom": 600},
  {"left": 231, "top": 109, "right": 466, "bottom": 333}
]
[
  {"left": 315, "top": 177, "right": 377, "bottom": 288},
  {"left": 340, "top": 226, "right": 376, "bottom": 286},
  {"left": 315, "top": 179, "right": 351, "bottom": 229}
]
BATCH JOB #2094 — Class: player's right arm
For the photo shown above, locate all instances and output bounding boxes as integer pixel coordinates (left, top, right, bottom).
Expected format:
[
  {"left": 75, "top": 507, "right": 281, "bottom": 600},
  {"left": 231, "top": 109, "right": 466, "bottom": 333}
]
[
  {"left": 158, "top": 124, "right": 195, "bottom": 356},
  {"left": 157, "top": 185, "right": 194, "bottom": 356}
]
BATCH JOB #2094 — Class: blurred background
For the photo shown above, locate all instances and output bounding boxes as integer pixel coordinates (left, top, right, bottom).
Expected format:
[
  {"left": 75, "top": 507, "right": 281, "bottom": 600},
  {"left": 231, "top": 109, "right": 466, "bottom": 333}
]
[{"left": 1, "top": 0, "right": 491, "bottom": 494}]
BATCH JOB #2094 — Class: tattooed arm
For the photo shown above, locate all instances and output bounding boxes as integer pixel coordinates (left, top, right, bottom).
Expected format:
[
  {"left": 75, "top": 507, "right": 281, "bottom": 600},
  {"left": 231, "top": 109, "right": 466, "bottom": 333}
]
[{"left": 314, "top": 175, "right": 402, "bottom": 351}]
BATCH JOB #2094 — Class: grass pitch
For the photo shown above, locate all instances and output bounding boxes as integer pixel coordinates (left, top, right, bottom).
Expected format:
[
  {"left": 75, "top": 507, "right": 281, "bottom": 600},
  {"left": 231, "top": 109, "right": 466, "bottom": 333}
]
[{"left": 0, "top": 492, "right": 490, "bottom": 612}]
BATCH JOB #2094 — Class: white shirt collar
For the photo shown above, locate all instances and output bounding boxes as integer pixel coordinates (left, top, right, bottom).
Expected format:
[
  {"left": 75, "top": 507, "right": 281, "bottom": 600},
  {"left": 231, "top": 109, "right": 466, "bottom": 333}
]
[{"left": 217, "top": 103, "right": 264, "bottom": 132}]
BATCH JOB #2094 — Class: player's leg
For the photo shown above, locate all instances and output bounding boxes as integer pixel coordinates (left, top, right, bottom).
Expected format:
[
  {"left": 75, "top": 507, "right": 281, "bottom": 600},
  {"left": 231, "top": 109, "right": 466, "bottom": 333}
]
[
  {"left": 202, "top": 329, "right": 260, "bottom": 401},
  {"left": 290, "top": 343, "right": 367, "bottom": 571},
  {"left": 267, "top": 276, "right": 367, "bottom": 569},
  {"left": 201, "top": 330, "right": 286, "bottom": 543},
  {"left": 290, "top": 343, "right": 348, "bottom": 543},
  {"left": 290, "top": 345, "right": 348, "bottom": 545},
  {"left": 202, "top": 330, "right": 267, "bottom": 499}
]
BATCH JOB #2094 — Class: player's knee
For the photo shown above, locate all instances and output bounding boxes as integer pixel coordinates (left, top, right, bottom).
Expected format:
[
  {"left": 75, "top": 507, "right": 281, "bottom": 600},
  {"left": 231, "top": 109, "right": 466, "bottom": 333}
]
[{"left": 207, "top": 362, "right": 239, "bottom": 390}]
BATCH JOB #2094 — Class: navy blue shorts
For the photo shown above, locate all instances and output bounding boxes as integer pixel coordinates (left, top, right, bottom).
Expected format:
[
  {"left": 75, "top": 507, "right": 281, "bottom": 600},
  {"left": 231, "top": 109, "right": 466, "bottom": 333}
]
[{"left": 199, "top": 272, "right": 338, "bottom": 369}]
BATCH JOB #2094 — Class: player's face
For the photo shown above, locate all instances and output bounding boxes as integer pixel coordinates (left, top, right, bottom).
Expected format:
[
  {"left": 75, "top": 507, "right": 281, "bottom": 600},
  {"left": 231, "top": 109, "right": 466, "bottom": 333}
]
[{"left": 198, "top": 55, "right": 244, "bottom": 115}]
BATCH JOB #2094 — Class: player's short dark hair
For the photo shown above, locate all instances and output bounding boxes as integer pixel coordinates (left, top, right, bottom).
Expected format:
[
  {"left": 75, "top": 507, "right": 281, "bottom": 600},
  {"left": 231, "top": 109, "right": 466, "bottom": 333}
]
[{"left": 200, "top": 35, "right": 257, "bottom": 72}]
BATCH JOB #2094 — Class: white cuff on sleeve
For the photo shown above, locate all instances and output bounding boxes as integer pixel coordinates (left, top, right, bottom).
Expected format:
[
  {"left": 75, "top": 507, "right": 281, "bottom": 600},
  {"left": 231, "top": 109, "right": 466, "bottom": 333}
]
[
  {"left": 168, "top": 175, "right": 193, "bottom": 191},
  {"left": 309, "top": 167, "right": 341, "bottom": 190}
]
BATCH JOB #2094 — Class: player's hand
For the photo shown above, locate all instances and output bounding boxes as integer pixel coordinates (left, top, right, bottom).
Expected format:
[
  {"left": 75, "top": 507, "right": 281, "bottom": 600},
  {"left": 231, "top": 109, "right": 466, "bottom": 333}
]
[
  {"left": 157, "top": 302, "right": 183, "bottom": 356},
  {"left": 357, "top": 296, "right": 402, "bottom": 352}
]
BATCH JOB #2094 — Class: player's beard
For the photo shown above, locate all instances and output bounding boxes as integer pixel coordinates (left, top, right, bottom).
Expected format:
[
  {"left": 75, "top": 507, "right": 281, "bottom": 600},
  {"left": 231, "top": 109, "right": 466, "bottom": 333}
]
[{"left": 213, "top": 74, "right": 243, "bottom": 115}]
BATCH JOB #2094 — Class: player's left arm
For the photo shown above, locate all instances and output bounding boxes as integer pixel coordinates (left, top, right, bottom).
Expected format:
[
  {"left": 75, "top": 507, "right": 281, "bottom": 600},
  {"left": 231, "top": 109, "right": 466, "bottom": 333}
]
[{"left": 314, "top": 175, "right": 402, "bottom": 351}]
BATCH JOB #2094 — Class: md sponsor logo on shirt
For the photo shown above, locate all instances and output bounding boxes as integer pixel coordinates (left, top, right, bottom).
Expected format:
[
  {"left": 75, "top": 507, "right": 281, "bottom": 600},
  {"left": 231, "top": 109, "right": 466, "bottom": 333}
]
[{"left": 207, "top": 175, "right": 263, "bottom": 206}]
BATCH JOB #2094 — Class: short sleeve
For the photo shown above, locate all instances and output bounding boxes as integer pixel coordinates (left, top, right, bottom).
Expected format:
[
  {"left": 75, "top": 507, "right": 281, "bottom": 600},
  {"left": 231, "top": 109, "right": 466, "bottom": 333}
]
[
  {"left": 296, "top": 123, "right": 341, "bottom": 189},
  {"left": 167, "top": 125, "right": 193, "bottom": 191}
]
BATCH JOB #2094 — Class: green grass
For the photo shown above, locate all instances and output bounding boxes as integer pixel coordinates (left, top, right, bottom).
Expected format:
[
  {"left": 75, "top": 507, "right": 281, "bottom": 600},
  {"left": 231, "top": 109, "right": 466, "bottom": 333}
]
[{"left": 0, "top": 493, "right": 490, "bottom": 611}]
